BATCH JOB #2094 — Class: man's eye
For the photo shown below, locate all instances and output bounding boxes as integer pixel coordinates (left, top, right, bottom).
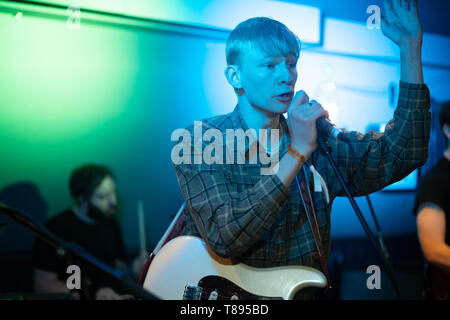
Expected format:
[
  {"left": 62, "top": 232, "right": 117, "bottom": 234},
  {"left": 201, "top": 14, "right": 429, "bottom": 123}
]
[{"left": 265, "top": 63, "right": 275, "bottom": 69}]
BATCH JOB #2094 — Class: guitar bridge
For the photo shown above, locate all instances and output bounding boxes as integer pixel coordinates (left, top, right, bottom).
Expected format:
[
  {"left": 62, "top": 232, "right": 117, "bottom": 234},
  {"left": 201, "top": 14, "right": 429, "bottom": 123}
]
[{"left": 183, "top": 285, "right": 203, "bottom": 300}]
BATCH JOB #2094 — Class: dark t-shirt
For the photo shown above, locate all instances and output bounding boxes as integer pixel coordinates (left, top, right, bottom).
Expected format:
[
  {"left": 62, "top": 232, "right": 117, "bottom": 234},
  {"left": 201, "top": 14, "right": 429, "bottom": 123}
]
[
  {"left": 413, "top": 156, "right": 450, "bottom": 245},
  {"left": 32, "top": 209, "right": 126, "bottom": 297}
]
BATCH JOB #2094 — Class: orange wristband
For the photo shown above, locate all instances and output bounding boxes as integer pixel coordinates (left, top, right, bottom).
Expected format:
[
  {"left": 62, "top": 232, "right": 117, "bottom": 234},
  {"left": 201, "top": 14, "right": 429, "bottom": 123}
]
[{"left": 287, "top": 145, "right": 307, "bottom": 164}]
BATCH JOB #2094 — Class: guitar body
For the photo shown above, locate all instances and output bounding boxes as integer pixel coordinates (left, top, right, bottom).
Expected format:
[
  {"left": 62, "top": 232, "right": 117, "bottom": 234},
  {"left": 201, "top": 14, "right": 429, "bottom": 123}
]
[{"left": 143, "top": 236, "right": 327, "bottom": 300}]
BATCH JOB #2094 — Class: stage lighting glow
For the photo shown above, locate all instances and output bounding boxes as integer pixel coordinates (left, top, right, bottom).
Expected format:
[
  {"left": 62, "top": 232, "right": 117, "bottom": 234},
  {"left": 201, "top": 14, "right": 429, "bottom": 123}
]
[{"left": 29, "top": 0, "right": 321, "bottom": 43}]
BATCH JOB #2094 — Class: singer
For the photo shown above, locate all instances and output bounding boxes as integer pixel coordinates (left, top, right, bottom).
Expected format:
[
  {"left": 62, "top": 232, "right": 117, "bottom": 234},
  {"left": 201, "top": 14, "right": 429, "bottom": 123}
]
[{"left": 172, "top": 0, "right": 430, "bottom": 299}]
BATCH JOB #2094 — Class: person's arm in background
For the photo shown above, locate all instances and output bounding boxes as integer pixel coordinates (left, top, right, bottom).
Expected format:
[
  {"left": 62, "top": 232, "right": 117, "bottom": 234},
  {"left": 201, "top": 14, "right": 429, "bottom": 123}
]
[
  {"left": 417, "top": 204, "right": 450, "bottom": 276},
  {"left": 34, "top": 265, "right": 130, "bottom": 300},
  {"left": 33, "top": 268, "right": 77, "bottom": 296},
  {"left": 33, "top": 236, "right": 128, "bottom": 299},
  {"left": 32, "top": 234, "right": 80, "bottom": 299}
]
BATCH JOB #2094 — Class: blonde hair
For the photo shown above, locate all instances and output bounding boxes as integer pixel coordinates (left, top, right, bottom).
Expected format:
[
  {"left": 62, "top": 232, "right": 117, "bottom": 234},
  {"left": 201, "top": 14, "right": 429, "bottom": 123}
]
[{"left": 226, "top": 17, "right": 301, "bottom": 66}]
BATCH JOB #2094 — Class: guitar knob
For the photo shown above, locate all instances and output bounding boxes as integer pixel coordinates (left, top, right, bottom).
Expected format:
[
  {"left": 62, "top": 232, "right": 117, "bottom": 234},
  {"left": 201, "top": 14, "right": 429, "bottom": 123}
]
[{"left": 208, "top": 290, "right": 218, "bottom": 300}]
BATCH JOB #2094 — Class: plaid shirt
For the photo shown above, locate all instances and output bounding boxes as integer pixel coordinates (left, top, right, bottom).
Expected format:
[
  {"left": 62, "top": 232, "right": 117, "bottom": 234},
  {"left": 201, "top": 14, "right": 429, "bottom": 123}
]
[{"left": 173, "top": 81, "right": 430, "bottom": 271}]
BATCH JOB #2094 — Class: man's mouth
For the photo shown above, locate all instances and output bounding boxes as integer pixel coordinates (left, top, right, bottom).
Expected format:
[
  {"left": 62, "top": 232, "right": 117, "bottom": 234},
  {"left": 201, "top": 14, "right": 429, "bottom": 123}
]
[{"left": 275, "top": 92, "right": 294, "bottom": 102}]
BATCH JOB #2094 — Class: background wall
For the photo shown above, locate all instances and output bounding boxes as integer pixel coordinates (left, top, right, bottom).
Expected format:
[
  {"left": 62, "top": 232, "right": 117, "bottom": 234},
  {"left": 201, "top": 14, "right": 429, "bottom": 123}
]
[{"left": 0, "top": 0, "right": 449, "bottom": 298}]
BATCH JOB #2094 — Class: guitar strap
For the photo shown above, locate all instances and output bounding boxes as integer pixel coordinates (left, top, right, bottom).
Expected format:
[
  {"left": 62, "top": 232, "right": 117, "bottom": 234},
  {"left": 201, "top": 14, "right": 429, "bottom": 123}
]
[
  {"left": 138, "top": 203, "right": 187, "bottom": 285},
  {"left": 296, "top": 165, "right": 330, "bottom": 288}
]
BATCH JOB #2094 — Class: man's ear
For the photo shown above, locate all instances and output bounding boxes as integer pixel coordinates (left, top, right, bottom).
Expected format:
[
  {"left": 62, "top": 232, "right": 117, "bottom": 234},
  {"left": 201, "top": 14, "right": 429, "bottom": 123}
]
[{"left": 224, "top": 65, "right": 243, "bottom": 90}]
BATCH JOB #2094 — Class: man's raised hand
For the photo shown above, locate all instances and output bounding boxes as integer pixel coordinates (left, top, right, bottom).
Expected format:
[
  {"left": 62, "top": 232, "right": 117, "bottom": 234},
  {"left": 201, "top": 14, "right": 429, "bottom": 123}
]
[{"left": 381, "top": 0, "right": 422, "bottom": 48}]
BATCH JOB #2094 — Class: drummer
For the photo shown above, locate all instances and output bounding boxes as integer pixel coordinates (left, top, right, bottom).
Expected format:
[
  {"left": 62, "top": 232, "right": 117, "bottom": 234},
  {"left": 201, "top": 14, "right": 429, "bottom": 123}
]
[{"left": 32, "top": 164, "right": 147, "bottom": 300}]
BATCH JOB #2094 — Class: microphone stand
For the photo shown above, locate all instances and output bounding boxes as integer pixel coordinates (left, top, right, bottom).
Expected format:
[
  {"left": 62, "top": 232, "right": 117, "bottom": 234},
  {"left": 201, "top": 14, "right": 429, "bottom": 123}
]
[
  {"left": 0, "top": 203, "right": 159, "bottom": 300},
  {"left": 317, "top": 137, "right": 403, "bottom": 299}
]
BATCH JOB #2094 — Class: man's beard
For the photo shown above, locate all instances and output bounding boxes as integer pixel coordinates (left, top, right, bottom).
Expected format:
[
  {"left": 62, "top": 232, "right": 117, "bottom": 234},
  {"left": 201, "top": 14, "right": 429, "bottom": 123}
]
[{"left": 86, "top": 202, "right": 114, "bottom": 223}]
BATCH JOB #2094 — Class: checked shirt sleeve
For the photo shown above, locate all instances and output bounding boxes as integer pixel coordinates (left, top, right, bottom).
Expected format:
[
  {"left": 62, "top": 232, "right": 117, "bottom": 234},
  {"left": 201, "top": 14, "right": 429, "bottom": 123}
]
[{"left": 323, "top": 81, "right": 431, "bottom": 197}]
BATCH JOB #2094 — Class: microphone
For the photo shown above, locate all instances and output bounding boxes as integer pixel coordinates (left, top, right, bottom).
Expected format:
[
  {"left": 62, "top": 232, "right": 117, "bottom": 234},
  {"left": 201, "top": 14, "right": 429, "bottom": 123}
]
[{"left": 316, "top": 117, "right": 349, "bottom": 141}]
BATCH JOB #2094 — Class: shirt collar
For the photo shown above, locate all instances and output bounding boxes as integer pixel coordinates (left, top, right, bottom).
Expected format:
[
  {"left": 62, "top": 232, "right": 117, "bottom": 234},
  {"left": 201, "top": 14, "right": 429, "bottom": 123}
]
[{"left": 228, "top": 104, "right": 291, "bottom": 160}]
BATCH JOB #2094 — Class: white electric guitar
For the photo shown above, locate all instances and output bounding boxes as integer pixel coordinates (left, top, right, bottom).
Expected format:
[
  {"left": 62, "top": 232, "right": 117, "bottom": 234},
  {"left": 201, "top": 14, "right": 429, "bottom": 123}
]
[{"left": 143, "top": 236, "right": 327, "bottom": 300}]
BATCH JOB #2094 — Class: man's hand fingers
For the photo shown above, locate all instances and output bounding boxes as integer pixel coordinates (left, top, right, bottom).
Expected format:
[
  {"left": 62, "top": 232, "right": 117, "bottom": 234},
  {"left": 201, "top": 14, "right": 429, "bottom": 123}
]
[
  {"left": 290, "top": 90, "right": 309, "bottom": 108},
  {"left": 383, "top": 0, "right": 398, "bottom": 23},
  {"left": 308, "top": 100, "right": 329, "bottom": 120},
  {"left": 107, "top": 292, "right": 121, "bottom": 300},
  {"left": 96, "top": 287, "right": 123, "bottom": 300},
  {"left": 290, "top": 100, "right": 328, "bottom": 122},
  {"left": 409, "top": 0, "right": 418, "bottom": 14},
  {"left": 394, "top": 0, "right": 408, "bottom": 15},
  {"left": 392, "top": 0, "right": 401, "bottom": 11},
  {"left": 403, "top": 0, "right": 413, "bottom": 10},
  {"left": 384, "top": 0, "right": 393, "bottom": 11},
  {"left": 315, "top": 108, "right": 330, "bottom": 121}
]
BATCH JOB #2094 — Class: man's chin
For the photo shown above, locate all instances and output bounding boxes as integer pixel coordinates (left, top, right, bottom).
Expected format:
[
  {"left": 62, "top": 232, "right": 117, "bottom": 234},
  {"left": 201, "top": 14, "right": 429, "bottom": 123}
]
[
  {"left": 270, "top": 102, "right": 290, "bottom": 114},
  {"left": 106, "top": 209, "right": 116, "bottom": 217},
  {"left": 254, "top": 103, "right": 288, "bottom": 116}
]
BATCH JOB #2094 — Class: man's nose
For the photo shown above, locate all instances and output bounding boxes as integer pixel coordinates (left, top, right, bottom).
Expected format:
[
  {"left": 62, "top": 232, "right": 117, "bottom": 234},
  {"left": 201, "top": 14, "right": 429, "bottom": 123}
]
[
  {"left": 109, "top": 194, "right": 117, "bottom": 206},
  {"left": 278, "top": 63, "right": 295, "bottom": 86}
]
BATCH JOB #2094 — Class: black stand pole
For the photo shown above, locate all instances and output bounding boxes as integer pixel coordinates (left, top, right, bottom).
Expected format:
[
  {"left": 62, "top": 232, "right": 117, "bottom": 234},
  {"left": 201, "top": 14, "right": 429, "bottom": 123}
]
[
  {"left": 0, "top": 203, "right": 159, "bottom": 300},
  {"left": 317, "top": 137, "right": 403, "bottom": 299}
]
